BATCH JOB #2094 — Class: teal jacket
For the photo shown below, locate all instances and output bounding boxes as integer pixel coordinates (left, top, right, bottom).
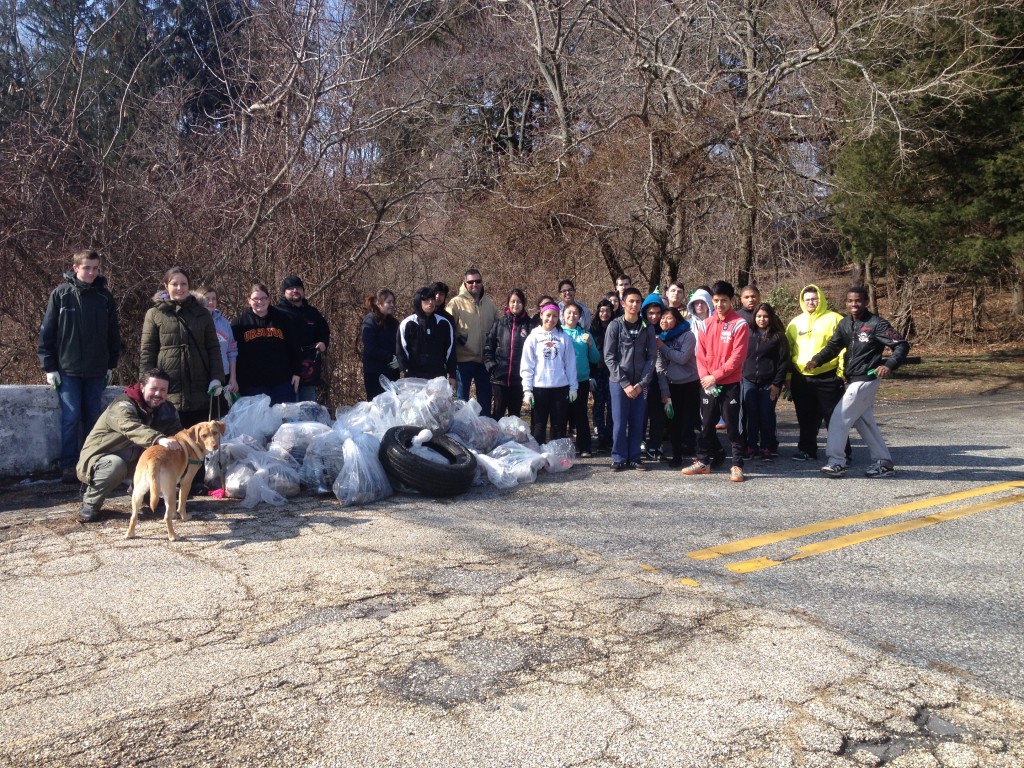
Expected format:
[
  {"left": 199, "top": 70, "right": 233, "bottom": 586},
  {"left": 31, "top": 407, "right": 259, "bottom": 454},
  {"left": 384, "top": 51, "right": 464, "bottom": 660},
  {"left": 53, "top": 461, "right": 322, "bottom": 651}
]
[{"left": 563, "top": 326, "right": 601, "bottom": 382}]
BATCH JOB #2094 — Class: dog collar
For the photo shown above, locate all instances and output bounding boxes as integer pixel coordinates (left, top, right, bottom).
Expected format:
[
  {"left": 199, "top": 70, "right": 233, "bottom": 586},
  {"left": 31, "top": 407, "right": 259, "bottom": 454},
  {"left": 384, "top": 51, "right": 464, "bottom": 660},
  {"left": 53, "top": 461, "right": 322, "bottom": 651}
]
[{"left": 188, "top": 459, "right": 202, "bottom": 466}]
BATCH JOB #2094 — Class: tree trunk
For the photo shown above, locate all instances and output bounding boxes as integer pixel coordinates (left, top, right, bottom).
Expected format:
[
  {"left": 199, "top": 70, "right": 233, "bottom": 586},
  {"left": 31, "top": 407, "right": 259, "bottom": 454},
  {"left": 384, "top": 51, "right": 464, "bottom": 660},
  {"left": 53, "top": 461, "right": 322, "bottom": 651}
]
[{"left": 889, "top": 271, "right": 916, "bottom": 339}]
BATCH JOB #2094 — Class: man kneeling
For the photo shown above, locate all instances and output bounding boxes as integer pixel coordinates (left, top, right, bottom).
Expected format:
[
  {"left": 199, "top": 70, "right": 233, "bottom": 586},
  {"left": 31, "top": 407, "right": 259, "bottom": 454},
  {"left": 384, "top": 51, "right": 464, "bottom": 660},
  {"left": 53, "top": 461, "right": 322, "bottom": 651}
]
[{"left": 76, "top": 368, "right": 182, "bottom": 522}]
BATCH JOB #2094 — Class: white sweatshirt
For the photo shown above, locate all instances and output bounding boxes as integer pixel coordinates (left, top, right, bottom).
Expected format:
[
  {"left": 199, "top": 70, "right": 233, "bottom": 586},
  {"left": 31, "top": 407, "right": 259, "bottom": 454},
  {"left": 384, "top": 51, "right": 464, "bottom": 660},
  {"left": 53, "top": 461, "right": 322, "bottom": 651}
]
[{"left": 520, "top": 326, "right": 578, "bottom": 392}]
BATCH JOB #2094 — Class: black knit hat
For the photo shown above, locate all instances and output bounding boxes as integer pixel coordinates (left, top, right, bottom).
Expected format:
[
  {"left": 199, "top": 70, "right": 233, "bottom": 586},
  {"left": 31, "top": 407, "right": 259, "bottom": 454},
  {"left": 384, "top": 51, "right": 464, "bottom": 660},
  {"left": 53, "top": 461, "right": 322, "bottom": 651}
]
[{"left": 282, "top": 275, "right": 304, "bottom": 291}]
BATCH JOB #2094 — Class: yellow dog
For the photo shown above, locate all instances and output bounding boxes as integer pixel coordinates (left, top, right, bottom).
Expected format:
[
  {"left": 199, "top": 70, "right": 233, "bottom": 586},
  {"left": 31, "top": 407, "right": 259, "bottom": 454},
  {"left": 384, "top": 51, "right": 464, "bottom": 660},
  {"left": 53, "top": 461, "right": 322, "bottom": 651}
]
[{"left": 126, "top": 420, "right": 225, "bottom": 541}]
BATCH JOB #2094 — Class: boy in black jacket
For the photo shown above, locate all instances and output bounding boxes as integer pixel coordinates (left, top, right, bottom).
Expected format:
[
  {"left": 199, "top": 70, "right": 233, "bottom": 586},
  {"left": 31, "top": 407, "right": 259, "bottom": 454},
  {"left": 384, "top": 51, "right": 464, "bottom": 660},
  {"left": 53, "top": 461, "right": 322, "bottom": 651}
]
[
  {"left": 806, "top": 286, "right": 910, "bottom": 478},
  {"left": 397, "top": 287, "right": 457, "bottom": 387}
]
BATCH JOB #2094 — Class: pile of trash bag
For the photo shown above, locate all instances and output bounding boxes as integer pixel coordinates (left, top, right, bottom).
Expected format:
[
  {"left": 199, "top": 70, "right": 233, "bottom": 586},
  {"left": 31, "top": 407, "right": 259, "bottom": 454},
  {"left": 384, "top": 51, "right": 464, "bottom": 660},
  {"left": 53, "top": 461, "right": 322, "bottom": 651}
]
[{"left": 205, "top": 377, "right": 575, "bottom": 508}]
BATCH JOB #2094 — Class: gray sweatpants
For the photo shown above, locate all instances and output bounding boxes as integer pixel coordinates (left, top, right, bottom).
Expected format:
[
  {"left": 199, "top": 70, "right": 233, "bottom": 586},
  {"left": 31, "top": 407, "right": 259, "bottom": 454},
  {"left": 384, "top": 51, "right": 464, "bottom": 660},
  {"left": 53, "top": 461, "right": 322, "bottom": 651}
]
[
  {"left": 82, "top": 455, "right": 130, "bottom": 510},
  {"left": 825, "top": 379, "right": 892, "bottom": 466}
]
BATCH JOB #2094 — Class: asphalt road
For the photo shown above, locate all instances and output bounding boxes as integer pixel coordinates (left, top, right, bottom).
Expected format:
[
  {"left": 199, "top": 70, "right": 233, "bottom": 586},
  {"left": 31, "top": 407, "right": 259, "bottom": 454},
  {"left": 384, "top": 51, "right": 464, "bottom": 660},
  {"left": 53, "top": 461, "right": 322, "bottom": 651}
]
[{"left": 481, "top": 391, "right": 1024, "bottom": 700}]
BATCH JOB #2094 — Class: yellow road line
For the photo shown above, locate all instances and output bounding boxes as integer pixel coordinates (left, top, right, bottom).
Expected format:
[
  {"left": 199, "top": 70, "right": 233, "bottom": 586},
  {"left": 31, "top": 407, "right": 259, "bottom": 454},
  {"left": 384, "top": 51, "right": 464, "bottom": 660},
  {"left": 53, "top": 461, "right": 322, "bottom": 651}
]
[
  {"left": 727, "top": 493, "right": 1024, "bottom": 574},
  {"left": 686, "top": 480, "right": 1024, "bottom": 561}
]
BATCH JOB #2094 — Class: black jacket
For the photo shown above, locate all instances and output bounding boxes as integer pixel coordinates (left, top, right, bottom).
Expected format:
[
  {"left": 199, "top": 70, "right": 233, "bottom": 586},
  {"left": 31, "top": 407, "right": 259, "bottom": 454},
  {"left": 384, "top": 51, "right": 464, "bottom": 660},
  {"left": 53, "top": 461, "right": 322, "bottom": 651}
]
[
  {"left": 276, "top": 298, "right": 329, "bottom": 385},
  {"left": 743, "top": 330, "right": 789, "bottom": 387},
  {"left": 483, "top": 310, "right": 531, "bottom": 386},
  {"left": 38, "top": 271, "right": 120, "bottom": 378},
  {"left": 232, "top": 306, "right": 301, "bottom": 387},
  {"left": 811, "top": 311, "right": 910, "bottom": 382},
  {"left": 397, "top": 292, "right": 456, "bottom": 379},
  {"left": 361, "top": 311, "right": 399, "bottom": 384}
]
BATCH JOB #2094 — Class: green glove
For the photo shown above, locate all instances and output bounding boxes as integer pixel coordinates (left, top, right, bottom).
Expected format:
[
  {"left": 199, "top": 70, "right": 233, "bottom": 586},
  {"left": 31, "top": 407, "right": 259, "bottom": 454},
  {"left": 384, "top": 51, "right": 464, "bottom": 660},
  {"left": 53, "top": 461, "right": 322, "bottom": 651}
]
[{"left": 664, "top": 401, "right": 675, "bottom": 419}]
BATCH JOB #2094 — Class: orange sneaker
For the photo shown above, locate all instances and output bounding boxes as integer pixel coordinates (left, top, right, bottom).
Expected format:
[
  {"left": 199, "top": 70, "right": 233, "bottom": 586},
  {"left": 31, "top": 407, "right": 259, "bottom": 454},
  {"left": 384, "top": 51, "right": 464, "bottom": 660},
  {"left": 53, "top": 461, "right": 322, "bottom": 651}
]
[
  {"left": 682, "top": 461, "right": 711, "bottom": 476},
  {"left": 730, "top": 466, "right": 745, "bottom": 483}
]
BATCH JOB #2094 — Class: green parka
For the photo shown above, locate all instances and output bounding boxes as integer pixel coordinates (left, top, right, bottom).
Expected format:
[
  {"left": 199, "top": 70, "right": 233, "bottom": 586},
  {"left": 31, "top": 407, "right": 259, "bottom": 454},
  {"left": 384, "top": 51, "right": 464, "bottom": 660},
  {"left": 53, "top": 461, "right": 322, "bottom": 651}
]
[{"left": 140, "top": 295, "right": 225, "bottom": 412}]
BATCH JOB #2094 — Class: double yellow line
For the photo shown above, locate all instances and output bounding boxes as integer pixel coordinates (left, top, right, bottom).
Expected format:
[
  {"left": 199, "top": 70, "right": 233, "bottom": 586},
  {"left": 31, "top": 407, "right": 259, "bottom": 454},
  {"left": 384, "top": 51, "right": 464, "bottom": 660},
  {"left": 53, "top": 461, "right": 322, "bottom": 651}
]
[{"left": 686, "top": 480, "right": 1024, "bottom": 574}]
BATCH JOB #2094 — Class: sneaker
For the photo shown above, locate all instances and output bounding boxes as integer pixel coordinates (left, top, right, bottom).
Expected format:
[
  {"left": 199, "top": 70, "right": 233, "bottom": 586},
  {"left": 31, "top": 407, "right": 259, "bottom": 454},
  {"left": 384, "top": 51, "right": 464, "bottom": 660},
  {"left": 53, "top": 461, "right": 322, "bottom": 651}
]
[
  {"left": 791, "top": 450, "right": 814, "bottom": 462},
  {"left": 759, "top": 449, "right": 773, "bottom": 463},
  {"left": 715, "top": 419, "right": 726, "bottom": 431},
  {"left": 630, "top": 460, "right": 649, "bottom": 472},
  {"left": 742, "top": 447, "right": 756, "bottom": 460},
  {"left": 78, "top": 504, "right": 101, "bottom": 523},
  {"left": 61, "top": 467, "right": 78, "bottom": 484},
  {"left": 730, "top": 466, "right": 745, "bottom": 483},
  {"left": 864, "top": 461, "right": 896, "bottom": 478},
  {"left": 682, "top": 461, "right": 711, "bottom": 476},
  {"left": 612, "top": 462, "right": 627, "bottom": 472},
  {"left": 578, "top": 451, "right": 592, "bottom": 459},
  {"left": 820, "top": 463, "right": 846, "bottom": 477}
]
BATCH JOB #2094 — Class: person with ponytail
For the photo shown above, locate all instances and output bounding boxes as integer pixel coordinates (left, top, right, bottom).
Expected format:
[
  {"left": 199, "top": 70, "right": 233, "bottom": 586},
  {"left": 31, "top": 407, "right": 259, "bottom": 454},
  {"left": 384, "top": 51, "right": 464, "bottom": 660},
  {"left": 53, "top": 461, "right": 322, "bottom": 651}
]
[{"left": 361, "top": 289, "right": 400, "bottom": 399}]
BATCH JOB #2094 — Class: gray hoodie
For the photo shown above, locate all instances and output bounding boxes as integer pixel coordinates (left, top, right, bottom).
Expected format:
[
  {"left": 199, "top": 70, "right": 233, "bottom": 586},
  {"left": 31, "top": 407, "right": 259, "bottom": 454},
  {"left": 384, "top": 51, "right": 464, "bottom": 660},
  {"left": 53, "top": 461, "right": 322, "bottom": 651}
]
[{"left": 686, "top": 289, "right": 714, "bottom": 342}]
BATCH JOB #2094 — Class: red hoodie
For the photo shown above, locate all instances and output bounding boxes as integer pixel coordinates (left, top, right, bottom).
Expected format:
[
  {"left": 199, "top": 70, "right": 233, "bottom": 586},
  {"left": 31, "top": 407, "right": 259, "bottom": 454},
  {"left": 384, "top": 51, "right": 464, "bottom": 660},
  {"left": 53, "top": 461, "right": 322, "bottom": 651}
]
[{"left": 696, "top": 309, "right": 750, "bottom": 385}]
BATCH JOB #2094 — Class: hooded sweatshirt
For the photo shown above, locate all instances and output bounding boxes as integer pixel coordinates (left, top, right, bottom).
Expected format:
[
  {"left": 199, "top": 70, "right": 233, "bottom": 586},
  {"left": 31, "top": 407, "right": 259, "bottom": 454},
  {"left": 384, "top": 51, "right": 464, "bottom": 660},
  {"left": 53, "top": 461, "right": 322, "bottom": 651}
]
[
  {"left": 76, "top": 384, "right": 181, "bottom": 481},
  {"left": 520, "top": 325, "right": 578, "bottom": 393},
  {"left": 785, "top": 284, "right": 843, "bottom": 377},
  {"left": 686, "top": 289, "right": 714, "bottom": 342}
]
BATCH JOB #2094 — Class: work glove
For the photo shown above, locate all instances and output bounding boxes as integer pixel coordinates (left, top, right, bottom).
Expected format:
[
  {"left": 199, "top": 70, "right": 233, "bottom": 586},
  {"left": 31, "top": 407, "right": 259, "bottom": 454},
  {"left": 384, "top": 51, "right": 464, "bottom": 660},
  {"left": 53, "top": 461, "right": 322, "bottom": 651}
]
[
  {"left": 664, "top": 401, "right": 675, "bottom": 419},
  {"left": 157, "top": 438, "right": 179, "bottom": 449},
  {"left": 387, "top": 355, "right": 401, "bottom": 371},
  {"left": 568, "top": 390, "right": 578, "bottom": 404},
  {"left": 45, "top": 371, "right": 61, "bottom": 390},
  {"left": 104, "top": 369, "right": 113, "bottom": 387},
  {"left": 524, "top": 390, "right": 535, "bottom": 409},
  {"left": 207, "top": 379, "right": 223, "bottom": 397}
]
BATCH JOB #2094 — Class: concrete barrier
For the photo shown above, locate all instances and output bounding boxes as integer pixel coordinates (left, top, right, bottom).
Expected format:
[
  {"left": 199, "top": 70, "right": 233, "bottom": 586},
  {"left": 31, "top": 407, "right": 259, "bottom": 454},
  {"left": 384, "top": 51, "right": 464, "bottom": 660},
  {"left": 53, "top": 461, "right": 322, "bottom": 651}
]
[{"left": 0, "top": 385, "right": 119, "bottom": 479}]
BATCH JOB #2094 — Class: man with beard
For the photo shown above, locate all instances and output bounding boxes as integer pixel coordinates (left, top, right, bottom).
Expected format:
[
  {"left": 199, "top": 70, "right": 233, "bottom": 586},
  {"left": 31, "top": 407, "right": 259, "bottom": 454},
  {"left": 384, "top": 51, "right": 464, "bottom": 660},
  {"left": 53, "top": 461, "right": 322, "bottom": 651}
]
[
  {"left": 76, "top": 369, "right": 182, "bottom": 522},
  {"left": 277, "top": 275, "right": 330, "bottom": 402}
]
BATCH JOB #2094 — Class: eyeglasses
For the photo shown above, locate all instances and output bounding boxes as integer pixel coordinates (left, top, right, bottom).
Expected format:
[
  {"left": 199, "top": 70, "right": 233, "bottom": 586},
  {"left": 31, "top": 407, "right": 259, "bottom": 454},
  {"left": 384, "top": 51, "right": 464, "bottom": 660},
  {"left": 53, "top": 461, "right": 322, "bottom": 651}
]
[
  {"left": 249, "top": 295, "right": 269, "bottom": 303},
  {"left": 465, "top": 279, "right": 481, "bottom": 285}
]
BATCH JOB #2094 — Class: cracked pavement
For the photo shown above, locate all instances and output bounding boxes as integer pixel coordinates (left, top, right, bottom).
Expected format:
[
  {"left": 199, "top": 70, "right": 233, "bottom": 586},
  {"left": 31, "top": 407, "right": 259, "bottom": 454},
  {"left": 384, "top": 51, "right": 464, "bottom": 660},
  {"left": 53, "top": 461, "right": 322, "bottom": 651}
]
[{"left": 1, "top": 485, "right": 1023, "bottom": 767}]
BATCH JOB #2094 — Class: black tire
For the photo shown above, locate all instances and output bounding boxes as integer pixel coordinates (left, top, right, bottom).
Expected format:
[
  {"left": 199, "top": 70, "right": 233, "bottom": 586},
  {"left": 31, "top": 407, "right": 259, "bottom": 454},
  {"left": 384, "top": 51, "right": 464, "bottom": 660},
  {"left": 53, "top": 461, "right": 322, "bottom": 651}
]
[{"left": 378, "top": 426, "right": 478, "bottom": 497}]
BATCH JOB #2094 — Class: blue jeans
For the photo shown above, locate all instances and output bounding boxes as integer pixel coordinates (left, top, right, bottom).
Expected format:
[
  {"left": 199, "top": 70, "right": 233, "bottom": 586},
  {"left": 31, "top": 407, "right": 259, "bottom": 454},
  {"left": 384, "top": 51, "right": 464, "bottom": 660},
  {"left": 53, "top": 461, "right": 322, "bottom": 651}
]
[
  {"left": 457, "top": 361, "right": 492, "bottom": 418},
  {"left": 741, "top": 379, "right": 778, "bottom": 452},
  {"left": 609, "top": 381, "right": 647, "bottom": 464},
  {"left": 59, "top": 375, "right": 106, "bottom": 469}
]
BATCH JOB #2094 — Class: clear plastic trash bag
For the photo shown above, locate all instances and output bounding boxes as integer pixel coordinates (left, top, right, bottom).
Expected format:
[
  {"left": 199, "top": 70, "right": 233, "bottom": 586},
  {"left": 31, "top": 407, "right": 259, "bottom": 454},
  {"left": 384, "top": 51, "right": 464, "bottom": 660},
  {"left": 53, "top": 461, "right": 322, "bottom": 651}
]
[
  {"left": 223, "top": 395, "right": 283, "bottom": 445},
  {"left": 448, "top": 399, "right": 504, "bottom": 453},
  {"left": 332, "top": 431, "right": 393, "bottom": 506},
  {"left": 540, "top": 438, "right": 576, "bottom": 473}
]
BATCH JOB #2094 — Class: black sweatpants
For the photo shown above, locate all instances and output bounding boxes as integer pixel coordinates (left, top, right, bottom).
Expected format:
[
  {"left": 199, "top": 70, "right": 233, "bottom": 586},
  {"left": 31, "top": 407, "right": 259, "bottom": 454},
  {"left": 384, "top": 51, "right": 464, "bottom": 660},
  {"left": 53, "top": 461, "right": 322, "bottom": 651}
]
[
  {"left": 531, "top": 385, "right": 570, "bottom": 445},
  {"left": 791, "top": 370, "right": 850, "bottom": 459},
  {"left": 698, "top": 382, "right": 743, "bottom": 468}
]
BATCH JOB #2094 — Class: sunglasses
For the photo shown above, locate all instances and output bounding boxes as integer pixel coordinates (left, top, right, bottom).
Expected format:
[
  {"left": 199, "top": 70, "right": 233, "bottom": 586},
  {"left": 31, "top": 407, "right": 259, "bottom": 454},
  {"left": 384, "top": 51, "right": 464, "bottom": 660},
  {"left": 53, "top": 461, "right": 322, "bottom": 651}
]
[{"left": 465, "top": 279, "right": 481, "bottom": 285}]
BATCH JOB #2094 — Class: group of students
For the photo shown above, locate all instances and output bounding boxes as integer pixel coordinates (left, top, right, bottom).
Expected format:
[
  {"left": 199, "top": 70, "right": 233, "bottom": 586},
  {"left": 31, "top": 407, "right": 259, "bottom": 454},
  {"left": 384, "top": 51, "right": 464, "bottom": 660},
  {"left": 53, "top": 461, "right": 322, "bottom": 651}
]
[
  {"left": 360, "top": 274, "right": 911, "bottom": 483},
  {"left": 139, "top": 270, "right": 330, "bottom": 426}
]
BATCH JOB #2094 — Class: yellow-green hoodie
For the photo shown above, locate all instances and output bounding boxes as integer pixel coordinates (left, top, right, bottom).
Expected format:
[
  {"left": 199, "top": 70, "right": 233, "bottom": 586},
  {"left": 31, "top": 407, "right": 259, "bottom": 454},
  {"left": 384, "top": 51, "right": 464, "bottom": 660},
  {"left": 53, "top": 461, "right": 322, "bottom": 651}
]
[{"left": 785, "top": 284, "right": 844, "bottom": 377}]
